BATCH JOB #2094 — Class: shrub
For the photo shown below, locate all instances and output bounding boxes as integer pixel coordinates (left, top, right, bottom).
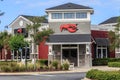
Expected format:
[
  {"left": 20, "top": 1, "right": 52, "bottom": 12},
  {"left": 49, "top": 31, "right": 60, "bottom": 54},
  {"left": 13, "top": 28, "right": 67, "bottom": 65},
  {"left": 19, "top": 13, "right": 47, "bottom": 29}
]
[
  {"left": 86, "top": 69, "right": 120, "bottom": 80},
  {"left": 1, "top": 66, "right": 12, "bottom": 72},
  {"left": 92, "top": 58, "right": 108, "bottom": 66},
  {"left": 62, "top": 60, "right": 70, "bottom": 70},
  {"left": 108, "top": 62, "right": 120, "bottom": 67},
  {"left": 37, "top": 59, "right": 48, "bottom": 66},
  {"left": 92, "top": 58, "right": 120, "bottom": 66},
  {"left": 51, "top": 60, "right": 59, "bottom": 69},
  {"left": 27, "top": 63, "right": 34, "bottom": 71}
]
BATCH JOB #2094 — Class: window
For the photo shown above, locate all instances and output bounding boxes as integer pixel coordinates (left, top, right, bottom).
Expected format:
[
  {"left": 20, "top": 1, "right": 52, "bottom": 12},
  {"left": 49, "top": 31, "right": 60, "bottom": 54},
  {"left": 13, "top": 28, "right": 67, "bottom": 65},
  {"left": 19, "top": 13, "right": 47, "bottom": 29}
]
[
  {"left": 116, "top": 47, "right": 120, "bottom": 53},
  {"left": 96, "top": 46, "right": 107, "bottom": 58},
  {"left": 14, "top": 28, "right": 28, "bottom": 37},
  {"left": 76, "top": 12, "right": 87, "bottom": 18},
  {"left": 64, "top": 13, "right": 75, "bottom": 19},
  {"left": 51, "top": 13, "right": 62, "bottom": 19}
]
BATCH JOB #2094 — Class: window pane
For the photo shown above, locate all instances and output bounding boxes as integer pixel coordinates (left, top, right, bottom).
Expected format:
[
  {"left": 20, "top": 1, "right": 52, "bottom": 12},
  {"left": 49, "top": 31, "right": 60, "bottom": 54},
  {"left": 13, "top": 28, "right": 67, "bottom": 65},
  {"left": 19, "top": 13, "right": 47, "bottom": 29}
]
[
  {"left": 98, "top": 49, "right": 101, "bottom": 58},
  {"left": 103, "top": 49, "right": 107, "bottom": 58},
  {"left": 64, "top": 13, "right": 75, "bottom": 19},
  {"left": 76, "top": 12, "right": 87, "bottom": 18},
  {"left": 52, "top": 13, "right": 62, "bottom": 19}
]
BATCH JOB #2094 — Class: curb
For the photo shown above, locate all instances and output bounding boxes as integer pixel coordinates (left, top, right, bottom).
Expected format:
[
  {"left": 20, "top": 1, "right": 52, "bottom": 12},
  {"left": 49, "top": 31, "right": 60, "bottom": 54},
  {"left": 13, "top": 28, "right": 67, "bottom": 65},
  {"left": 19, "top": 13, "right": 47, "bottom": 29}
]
[{"left": 0, "top": 70, "right": 88, "bottom": 75}]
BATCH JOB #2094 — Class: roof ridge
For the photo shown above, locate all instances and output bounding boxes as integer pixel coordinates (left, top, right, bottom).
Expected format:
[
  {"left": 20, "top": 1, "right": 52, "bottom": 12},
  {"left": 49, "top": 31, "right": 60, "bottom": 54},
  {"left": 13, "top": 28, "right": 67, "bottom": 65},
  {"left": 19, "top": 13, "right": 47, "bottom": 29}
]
[{"left": 46, "top": 2, "right": 92, "bottom": 10}]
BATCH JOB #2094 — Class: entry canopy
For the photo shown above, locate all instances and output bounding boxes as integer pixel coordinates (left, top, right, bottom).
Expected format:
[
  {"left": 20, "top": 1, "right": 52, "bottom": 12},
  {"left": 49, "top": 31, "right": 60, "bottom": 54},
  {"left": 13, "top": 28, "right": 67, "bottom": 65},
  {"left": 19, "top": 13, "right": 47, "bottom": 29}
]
[
  {"left": 95, "top": 38, "right": 109, "bottom": 46},
  {"left": 47, "top": 34, "right": 91, "bottom": 44}
]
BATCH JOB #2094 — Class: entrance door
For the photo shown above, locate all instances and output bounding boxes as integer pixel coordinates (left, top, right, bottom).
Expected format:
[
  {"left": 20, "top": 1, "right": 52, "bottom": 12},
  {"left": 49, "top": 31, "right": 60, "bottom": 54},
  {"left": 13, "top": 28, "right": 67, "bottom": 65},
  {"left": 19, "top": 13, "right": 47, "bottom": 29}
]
[{"left": 62, "top": 49, "right": 77, "bottom": 66}]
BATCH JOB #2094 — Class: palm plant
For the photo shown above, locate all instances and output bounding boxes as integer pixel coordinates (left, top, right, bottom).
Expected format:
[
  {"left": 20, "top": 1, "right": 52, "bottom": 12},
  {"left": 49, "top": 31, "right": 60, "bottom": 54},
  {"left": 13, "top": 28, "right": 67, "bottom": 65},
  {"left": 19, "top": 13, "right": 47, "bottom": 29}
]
[
  {"left": 109, "top": 16, "right": 120, "bottom": 51},
  {"left": 0, "top": 31, "right": 11, "bottom": 60},
  {"left": 26, "top": 16, "right": 53, "bottom": 69}
]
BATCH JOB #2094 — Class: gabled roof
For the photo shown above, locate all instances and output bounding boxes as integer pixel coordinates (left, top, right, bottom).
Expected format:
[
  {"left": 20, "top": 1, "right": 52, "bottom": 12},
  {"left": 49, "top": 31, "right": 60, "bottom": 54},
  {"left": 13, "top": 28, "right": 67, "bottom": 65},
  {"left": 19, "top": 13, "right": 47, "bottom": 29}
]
[
  {"left": 21, "top": 15, "right": 48, "bottom": 23},
  {"left": 46, "top": 2, "right": 93, "bottom": 10},
  {"left": 99, "top": 16, "right": 118, "bottom": 25}
]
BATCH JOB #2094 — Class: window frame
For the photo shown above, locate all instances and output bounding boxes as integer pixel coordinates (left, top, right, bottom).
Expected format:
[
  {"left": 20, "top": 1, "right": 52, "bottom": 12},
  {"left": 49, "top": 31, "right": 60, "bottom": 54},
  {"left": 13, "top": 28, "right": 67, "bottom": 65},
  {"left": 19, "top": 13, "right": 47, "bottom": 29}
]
[
  {"left": 96, "top": 46, "right": 107, "bottom": 58},
  {"left": 51, "top": 13, "right": 62, "bottom": 19},
  {"left": 76, "top": 12, "right": 87, "bottom": 19},
  {"left": 64, "top": 12, "right": 75, "bottom": 19}
]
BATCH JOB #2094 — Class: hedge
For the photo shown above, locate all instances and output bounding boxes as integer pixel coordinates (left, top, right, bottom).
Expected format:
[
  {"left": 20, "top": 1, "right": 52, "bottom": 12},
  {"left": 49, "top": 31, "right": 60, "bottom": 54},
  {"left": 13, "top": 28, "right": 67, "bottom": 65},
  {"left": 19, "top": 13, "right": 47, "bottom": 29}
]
[
  {"left": 108, "top": 62, "right": 120, "bottom": 67},
  {"left": 92, "top": 58, "right": 120, "bottom": 66},
  {"left": 86, "top": 69, "right": 120, "bottom": 80}
]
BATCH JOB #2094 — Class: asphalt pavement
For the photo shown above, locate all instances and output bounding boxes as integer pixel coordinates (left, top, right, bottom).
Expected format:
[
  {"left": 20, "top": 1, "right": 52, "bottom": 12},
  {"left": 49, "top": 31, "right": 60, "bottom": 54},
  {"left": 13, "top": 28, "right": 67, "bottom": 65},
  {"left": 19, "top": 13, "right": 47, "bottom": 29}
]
[{"left": 0, "top": 72, "right": 86, "bottom": 80}]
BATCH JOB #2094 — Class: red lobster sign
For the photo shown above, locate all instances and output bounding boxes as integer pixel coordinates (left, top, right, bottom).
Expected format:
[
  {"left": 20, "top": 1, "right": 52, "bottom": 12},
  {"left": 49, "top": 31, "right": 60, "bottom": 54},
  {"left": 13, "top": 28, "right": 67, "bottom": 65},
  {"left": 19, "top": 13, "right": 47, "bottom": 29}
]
[
  {"left": 60, "top": 24, "right": 78, "bottom": 33},
  {"left": 17, "top": 28, "right": 22, "bottom": 33}
]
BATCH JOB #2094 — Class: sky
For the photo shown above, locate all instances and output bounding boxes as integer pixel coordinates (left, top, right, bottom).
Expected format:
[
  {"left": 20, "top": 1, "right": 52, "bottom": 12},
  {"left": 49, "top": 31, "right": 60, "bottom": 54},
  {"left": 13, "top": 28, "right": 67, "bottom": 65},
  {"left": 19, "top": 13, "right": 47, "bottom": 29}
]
[{"left": 0, "top": 0, "right": 120, "bottom": 31}]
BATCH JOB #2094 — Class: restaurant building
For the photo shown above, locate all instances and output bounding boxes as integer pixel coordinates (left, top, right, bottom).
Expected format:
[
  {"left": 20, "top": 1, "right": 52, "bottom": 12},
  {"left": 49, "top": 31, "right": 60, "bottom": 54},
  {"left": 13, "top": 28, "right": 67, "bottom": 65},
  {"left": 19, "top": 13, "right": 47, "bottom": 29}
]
[{"left": 7, "top": 3, "right": 116, "bottom": 67}]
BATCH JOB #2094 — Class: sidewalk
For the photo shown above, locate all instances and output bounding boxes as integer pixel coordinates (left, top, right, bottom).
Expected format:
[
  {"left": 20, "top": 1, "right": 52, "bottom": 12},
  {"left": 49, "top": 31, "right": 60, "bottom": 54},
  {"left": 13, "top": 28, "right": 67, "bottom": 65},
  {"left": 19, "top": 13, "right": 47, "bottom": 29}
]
[{"left": 0, "top": 66, "right": 120, "bottom": 75}]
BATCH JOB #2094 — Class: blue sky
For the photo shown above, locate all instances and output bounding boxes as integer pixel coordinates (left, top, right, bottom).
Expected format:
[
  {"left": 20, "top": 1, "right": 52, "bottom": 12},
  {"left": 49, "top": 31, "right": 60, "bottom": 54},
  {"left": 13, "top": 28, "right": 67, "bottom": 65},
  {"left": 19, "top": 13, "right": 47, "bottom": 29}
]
[{"left": 0, "top": 0, "right": 120, "bottom": 31}]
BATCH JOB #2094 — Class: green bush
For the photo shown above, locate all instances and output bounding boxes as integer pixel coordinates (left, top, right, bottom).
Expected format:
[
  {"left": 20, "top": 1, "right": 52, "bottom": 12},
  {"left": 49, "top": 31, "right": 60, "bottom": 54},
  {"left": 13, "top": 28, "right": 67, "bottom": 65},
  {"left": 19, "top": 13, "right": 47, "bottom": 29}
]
[
  {"left": 86, "top": 69, "right": 120, "bottom": 80},
  {"left": 92, "top": 58, "right": 120, "bottom": 66},
  {"left": 51, "top": 60, "right": 59, "bottom": 69},
  {"left": 92, "top": 58, "right": 108, "bottom": 66},
  {"left": 108, "top": 62, "right": 120, "bottom": 67},
  {"left": 37, "top": 59, "right": 48, "bottom": 66},
  {"left": 27, "top": 63, "right": 34, "bottom": 71},
  {"left": 62, "top": 60, "right": 70, "bottom": 70},
  {"left": 1, "top": 66, "right": 12, "bottom": 72}
]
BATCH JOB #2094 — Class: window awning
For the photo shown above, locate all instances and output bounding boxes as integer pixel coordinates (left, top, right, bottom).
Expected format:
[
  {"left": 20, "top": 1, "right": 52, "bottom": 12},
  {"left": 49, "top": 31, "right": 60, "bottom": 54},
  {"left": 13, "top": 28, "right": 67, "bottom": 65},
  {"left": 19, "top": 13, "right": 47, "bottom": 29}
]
[
  {"left": 47, "top": 34, "right": 91, "bottom": 44},
  {"left": 95, "top": 38, "right": 109, "bottom": 46}
]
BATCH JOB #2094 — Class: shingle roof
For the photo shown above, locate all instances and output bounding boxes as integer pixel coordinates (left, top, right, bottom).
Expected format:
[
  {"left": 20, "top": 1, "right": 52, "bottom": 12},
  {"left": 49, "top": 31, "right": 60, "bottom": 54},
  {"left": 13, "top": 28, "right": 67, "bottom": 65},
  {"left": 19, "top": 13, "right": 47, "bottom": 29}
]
[
  {"left": 48, "top": 34, "right": 91, "bottom": 43},
  {"left": 21, "top": 15, "right": 48, "bottom": 23},
  {"left": 46, "top": 2, "right": 93, "bottom": 10},
  {"left": 95, "top": 38, "right": 109, "bottom": 46},
  {"left": 99, "top": 16, "right": 118, "bottom": 25}
]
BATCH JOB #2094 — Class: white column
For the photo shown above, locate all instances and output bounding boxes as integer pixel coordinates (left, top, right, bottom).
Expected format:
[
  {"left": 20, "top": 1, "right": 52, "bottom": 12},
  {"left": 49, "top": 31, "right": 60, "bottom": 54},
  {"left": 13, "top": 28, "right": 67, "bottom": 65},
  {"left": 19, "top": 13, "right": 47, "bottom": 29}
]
[
  {"left": 36, "top": 45, "right": 39, "bottom": 59},
  {"left": 86, "top": 44, "right": 90, "bottom": 54},
  {"left": 61, "top": 44, "right": 62, "bottom": 65},
  {"left": 77, "top": 44, "right": 80, "bottom": 67},
  {"left": 48, "top": 45, "right": 53, "bottom": 55},
  {"left": 21, "top": 49, "right": 22, "bottom": 60},
  {"left": 85, "top": 44, "right": 92, "bottom": 67},
  {"left": 48, "top": 45, "right": 53, "bottom": 64},
  {"left": 13, "top": 50, "right": 14, "bottom": 60}
]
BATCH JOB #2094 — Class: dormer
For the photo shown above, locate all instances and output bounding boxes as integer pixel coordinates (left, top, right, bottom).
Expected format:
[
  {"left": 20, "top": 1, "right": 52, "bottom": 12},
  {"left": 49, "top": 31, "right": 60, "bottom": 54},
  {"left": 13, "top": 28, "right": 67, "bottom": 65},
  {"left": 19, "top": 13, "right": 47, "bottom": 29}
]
[{"left": 46, "top": 3, "right": 94, "bottom": 22}]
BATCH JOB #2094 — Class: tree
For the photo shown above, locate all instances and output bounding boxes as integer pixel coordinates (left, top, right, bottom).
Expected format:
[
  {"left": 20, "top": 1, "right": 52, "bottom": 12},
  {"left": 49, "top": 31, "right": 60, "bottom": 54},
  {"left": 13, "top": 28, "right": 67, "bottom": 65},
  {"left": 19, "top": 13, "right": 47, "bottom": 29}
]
[
  {"left": 0, "top": 31, "right": 11, "bottom": 60},
  {"left": 26, "top": 16, "right": 53, "bottom": 69},
  {"left": 0, "top": 32, "right": 4, "bottom": 59},
  {"left": 34, "top": 29, "right": 54, "bottom": 45},
  {"left": 9, "top": 34, "right": 28, "bottom": 61},
  {"left": 109, "top": 16, "right": 120, "bottom": 51}
]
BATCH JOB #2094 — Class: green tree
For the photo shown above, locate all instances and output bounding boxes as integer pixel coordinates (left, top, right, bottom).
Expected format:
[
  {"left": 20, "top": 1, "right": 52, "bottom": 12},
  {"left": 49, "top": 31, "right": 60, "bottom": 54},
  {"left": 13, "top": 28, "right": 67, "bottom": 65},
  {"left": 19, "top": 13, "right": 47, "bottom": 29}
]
[
  {"left": 0, "top": 31, "right": 11, "bottom": 60},
  {"left": 9, "top": 34, "right": 28, "bottom": 61},
  {"left": 26, "top": 16, "right": 53, "bottom": 69},
  {"left": 0, "top": 32, "right": 5, "bottom": 59},
  {"left": 109, "top": 16, "right": 120, "bottom": 50}
]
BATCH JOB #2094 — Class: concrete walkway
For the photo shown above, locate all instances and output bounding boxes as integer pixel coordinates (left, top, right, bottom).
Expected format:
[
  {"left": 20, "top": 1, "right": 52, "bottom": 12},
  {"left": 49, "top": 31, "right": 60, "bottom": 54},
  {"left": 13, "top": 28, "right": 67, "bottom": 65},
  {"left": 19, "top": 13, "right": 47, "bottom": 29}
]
[{"left": 0, "top": 66, "right": 120, "bottom": 75}]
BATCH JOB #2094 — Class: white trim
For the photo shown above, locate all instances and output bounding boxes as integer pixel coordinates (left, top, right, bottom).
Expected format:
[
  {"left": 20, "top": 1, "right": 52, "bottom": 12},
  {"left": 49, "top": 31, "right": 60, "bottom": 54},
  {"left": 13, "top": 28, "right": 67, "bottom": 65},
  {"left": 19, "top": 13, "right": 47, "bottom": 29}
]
[
  {"left": 46, "top": 9, "right": 94, "bottom": 14},
  {"left": 46, "top": 42, "right": 91, "bottom": 45},
  {"left": 96, "top": 46, "right": 107, "bottom": 58},
  {"left": 77, "top": 44, "right": 79, "bottom": 67},
  {"left": 61, "top": 44, "right": 62, "bottom": 64},
  {"left": 48, "top": 11, "right": 91, "bottom": 22},
  {"left": 9, "top": 16, "right": 33, "bottom": 28}
]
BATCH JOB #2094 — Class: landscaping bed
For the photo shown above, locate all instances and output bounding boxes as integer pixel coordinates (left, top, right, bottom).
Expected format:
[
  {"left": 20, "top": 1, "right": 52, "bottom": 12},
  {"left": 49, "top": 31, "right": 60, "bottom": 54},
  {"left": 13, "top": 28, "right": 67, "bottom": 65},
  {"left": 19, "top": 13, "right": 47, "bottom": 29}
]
[{"left": 0, "top": 60, "right": 70, "bottom": 72}]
